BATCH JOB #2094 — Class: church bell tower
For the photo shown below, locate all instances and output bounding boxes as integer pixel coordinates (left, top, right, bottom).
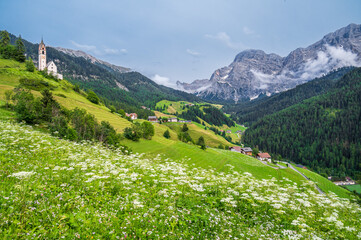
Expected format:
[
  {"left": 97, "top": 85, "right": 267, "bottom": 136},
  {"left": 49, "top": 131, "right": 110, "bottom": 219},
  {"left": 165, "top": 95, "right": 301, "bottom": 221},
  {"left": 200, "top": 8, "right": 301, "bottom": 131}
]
[{"left": 38, "top": 38, "right": 47, "bottom": 70}]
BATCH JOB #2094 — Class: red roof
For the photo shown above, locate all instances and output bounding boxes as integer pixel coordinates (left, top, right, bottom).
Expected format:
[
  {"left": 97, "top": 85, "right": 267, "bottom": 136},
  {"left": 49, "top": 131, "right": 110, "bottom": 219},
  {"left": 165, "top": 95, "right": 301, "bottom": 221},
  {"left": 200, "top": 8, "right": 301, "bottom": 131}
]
[
  {"left": 231, "top": 146, "right": 241, "bottom": 151},
  {"left": 257, "top": 152, "right": 271, "bottom": 158}
]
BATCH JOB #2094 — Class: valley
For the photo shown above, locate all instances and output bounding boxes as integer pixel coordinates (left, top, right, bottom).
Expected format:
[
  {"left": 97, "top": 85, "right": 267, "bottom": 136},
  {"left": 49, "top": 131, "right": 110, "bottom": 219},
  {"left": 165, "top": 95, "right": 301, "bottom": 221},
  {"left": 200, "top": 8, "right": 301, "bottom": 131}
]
[{"left": 1, "top": 20, "right": 361, "bottom": 239}]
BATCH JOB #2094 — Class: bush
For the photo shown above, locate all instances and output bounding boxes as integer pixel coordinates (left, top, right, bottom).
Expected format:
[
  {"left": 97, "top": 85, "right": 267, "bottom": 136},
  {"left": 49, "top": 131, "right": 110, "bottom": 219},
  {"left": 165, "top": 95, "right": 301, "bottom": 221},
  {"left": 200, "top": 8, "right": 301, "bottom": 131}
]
[
  {"left": 142, "top": 121, "right": 155, "bottom": 140},
  {"left": 25, "top": 58, "right": 35, "bottom": 72},
  {"left": 178, "top": 132, "right": 193, "bottom": 143},
  {"left": 182, "top": 123, "right": 189, "bottom": 132},
  {"left": 13, "top": 88, "right": 41, "bottom": 124},
  {"left": 163, "top": 129, "right": 171, "bottom": 139},
  {"left": 19, "top": 78, "right": 53, "bottom": 91},
  {"left": 87, "top": 90, "right": 100, "bottom": 104},
  {"left": 197, "top": 136, "right": 206, "bottom": 150},
  {"left": 124, "top": 123, "right": 142, "bottom": 141},
  {"left": 110, "top": 105, "right": 116, "bottom": 113}
]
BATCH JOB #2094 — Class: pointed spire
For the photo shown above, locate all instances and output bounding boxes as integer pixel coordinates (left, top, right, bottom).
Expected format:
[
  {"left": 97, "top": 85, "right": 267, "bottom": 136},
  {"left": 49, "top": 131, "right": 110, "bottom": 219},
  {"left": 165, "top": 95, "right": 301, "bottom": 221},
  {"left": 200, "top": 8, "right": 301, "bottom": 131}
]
[{"left": 41, "top": 36, "right": 44, "bottom": 45}]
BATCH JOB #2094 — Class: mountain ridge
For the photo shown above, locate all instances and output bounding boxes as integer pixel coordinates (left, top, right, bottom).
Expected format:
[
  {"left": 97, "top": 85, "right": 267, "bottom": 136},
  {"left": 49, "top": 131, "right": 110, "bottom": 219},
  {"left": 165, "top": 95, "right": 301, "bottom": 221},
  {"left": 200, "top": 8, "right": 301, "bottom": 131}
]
[{"left": 177, "top": 23, "right": 361, "bottom": 102}]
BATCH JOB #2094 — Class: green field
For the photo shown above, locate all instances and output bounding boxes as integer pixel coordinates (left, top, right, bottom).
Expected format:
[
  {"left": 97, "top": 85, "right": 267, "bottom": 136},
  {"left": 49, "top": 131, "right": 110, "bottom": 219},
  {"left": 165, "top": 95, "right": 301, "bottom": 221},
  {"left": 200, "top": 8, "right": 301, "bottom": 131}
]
[
  {"left": 345, "top": 184, "right": 361, "bottom": 194},
  {"left": 296, "top": 167, "right": 351, "bottom": 199},
  {"left": 1, "top": 119, "right": 361, "bottom": 239}
]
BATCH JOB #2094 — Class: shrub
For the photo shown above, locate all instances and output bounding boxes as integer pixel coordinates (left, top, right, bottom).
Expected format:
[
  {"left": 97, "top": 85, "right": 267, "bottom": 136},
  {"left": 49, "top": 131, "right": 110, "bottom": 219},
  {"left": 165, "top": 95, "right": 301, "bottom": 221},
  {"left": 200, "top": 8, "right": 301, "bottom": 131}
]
[
  {"left": 141, "top": 121, "right": 155, "bottom": 140},
  {"left": 86, "top": 90, "right": 100, "bottom": 104},
  {"left": 124, "top": 123, "right": 142, "bottom": 141},
  {"left": 163, "top": 129, "right": 171, "bottom": 139},
  {"left": 25, "top": 58, "right": 35, "bottom": 72}
]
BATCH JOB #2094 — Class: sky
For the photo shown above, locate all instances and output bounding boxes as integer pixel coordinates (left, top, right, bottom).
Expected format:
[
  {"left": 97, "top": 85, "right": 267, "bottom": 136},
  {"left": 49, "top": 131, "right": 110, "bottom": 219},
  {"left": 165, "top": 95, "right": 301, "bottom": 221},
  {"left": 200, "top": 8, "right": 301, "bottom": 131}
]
[{"left": 1, "top": 0, "right": 361, "bottom": 88}]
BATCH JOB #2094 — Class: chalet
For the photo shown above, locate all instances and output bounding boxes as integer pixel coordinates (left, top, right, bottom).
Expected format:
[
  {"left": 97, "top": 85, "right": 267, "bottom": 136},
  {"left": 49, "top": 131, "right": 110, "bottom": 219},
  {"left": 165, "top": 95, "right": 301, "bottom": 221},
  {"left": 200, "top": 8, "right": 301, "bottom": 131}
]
[
  {"left": 168, "top": 117, "right": 178, "bottom": 122},
  {"left": 257, "top": 152, "right": 271, "bottom": 162},
  {"left": 241, "top": 147, "right": 252, "bottom": 156},
  {"left": 126, "top": 113, "right": 138, "bottom": 120},
  {"left": 226, "top": 130, "right": 232, "bottom": 134},
  {"left": 148, "top": 116, "right": 158, "bottom": 122},
  {"left": 179, "top": 120, "right": 192, "bottom": 123},
  {"left": 229, "top": 146, "right": 242, "bottom": 153},
  {"left": 141, "top": 106, "right": 150, "bottom": 110}
]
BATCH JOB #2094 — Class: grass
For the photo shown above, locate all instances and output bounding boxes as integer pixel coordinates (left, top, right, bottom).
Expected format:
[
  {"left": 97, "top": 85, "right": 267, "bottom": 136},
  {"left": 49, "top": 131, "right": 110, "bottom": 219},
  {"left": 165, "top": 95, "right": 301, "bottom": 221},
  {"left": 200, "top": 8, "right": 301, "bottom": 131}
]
[
  {"left": 163, "top": 122, "right": 232, "bottom": 148},
  {"left": 296, "top": 167, "right": 352, "bottom": 199},
  {"left": 345, "top": 184, "right": 361, "bottom": 194},
  {"left": 1, "top": 119, "right": 361, "bottom": 239}
]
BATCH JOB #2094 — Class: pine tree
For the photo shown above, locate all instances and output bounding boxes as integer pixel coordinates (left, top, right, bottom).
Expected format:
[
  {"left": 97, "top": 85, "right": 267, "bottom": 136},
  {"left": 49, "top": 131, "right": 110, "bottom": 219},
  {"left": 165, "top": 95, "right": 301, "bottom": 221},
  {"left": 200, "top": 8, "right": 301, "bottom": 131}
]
[
  {"left": 0, "top": 30, "right": 10, "bottom": 47},
  {"left": 15, "top": 35, "right": 26, "bottom": 62},
  {"left": 163, "top": 129, "right": 170, "bottom": 139}
]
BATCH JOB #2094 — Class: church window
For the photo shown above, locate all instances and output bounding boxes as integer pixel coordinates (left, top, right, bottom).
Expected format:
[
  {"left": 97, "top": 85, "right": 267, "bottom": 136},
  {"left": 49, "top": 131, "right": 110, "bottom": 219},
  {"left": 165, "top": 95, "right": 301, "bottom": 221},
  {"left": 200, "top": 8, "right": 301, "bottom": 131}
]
[{"left": 42, "top": 51, "right": 44, "bottom": 54}]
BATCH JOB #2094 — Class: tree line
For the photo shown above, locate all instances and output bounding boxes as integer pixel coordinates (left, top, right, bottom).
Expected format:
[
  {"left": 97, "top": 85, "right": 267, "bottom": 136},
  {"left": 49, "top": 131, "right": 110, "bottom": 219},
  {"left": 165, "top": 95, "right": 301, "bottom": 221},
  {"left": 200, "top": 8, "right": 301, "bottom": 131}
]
[{"left": 177, "top": 105, "right": 235, "bottom": 127}]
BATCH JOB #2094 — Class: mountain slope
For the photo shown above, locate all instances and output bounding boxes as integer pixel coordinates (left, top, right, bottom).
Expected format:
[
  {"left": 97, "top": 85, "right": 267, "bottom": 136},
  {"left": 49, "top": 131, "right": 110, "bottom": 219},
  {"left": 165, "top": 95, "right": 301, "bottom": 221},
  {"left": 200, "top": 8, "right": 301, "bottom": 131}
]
[
  {"left": 178, "top": 23, "right": 361, "bottom": 102},
  {"left": 224, "top": 67, "right": 354, "bottom": 125},
  {"left": 9, "top": 34, "right": 200, "bottom": 108},
  {"left": 243, "top": 67, "right": 361, "bottom": 179}
]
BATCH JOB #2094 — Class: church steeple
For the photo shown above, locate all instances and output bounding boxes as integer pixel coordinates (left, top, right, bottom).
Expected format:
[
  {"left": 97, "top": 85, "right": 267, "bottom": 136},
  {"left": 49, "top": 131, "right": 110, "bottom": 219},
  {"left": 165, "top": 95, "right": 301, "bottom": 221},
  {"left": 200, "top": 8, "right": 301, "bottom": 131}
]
[{"left": 38, "top": 38, "right": 46, "bottom": 70}]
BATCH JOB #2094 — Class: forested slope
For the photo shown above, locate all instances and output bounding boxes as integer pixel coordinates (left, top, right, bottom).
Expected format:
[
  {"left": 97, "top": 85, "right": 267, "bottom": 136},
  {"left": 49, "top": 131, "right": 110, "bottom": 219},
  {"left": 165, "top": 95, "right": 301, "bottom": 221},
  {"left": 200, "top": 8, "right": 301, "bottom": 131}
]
[{"left": 243, "top": 67, "right": 361, "bottom": 179}]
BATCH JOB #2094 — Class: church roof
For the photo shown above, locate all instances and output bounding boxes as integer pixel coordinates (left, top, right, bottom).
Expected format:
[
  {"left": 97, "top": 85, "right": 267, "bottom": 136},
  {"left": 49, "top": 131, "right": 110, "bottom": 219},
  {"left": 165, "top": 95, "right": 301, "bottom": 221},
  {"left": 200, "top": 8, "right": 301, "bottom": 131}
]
[{"left": 46, "top": 61, "right": 55, "bottom": 67}]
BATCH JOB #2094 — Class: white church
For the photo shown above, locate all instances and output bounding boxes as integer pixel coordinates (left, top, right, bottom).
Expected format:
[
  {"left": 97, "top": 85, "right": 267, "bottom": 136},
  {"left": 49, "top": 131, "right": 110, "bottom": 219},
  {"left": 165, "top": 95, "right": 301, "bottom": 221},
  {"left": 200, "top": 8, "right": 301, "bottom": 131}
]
[{"left": 38, "top": 39, "right": 63, "bottom": 79}]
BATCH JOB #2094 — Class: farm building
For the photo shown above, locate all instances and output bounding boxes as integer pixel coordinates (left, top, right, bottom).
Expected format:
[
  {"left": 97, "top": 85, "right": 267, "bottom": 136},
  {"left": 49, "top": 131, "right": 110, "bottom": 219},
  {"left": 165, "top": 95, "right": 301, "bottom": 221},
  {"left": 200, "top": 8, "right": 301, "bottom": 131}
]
[
  {"left": 229, "top": 146, "right": 242, "bottom": 153},
  {"left": 126, "top": 113, "right": 138, "bottom": 120},
  {"left": 241, "top": 147, "right": 253, "bottom": 156},
  {"left": 168, "top": 117, "right": 178, "bottom": 122},
  {"left": 148, "top": 116, "right": 158, "bottom": 122},
  {"left": 257, "top": 152, "right": 271, "bottom": 162}
]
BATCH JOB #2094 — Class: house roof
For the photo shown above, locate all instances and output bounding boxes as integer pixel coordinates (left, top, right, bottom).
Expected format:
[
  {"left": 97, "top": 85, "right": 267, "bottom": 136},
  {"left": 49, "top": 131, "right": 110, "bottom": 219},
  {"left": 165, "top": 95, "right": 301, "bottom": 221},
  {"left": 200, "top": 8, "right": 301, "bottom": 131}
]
[
  {"left": 148, "top": 116, "right": 157, "bottom": 119},
  {"left": 230, "top": 146, "right": 241, "bottom": 151},
  {"left": 241, "top": 147, "right": 252, "bottom": 152},
  {"left": 257, "top": 152, "right": 271, "bottom": 158}
]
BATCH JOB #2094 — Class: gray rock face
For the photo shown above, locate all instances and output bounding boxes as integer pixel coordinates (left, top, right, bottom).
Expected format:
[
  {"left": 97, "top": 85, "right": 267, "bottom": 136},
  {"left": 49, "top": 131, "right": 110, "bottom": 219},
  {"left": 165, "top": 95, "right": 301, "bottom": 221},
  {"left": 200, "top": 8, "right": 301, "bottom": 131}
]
[
  {"left": 55, "top": 47, "right": 131, "bottom": 74},
  {"left": 177, "top": 23, "right": 361, "bottom": 102}
]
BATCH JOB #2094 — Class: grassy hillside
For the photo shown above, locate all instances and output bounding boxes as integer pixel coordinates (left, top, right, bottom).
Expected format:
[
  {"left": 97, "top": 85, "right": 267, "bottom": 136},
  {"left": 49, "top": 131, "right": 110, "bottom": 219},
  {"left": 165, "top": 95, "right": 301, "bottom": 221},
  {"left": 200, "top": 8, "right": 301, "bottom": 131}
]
[
  {"left": 1, "top": 117, "right": 361, "bottom": 238},
  {"left": 296, "top": 167, "right": 351, "bottom": 199},
  {"left": 0, "top": 59, "right": 131, "bottom": 132}
]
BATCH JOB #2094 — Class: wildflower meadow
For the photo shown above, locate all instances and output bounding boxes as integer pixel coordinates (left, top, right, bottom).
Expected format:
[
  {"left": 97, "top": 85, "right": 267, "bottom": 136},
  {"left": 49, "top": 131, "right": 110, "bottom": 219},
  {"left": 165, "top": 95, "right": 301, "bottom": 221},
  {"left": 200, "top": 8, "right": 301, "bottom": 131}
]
[{"left": 1, "top": 120, "right": 361, "bottom": 239}]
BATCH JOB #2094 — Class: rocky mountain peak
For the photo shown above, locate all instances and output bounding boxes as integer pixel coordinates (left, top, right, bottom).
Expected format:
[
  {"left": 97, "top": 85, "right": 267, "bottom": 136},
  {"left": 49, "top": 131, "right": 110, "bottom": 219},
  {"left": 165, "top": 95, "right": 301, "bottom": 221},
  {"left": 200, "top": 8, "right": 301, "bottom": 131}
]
[{"left": 177, "top": 23, "right": 361, "bottom": 103}]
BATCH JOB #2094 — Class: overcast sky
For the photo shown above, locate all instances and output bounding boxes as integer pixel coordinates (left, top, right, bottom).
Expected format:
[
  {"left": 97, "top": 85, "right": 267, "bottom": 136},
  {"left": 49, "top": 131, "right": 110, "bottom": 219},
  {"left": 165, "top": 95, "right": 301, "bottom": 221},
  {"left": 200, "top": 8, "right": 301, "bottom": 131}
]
[{"left": 1, "top": 0, "right": 361, "bottom": 87}]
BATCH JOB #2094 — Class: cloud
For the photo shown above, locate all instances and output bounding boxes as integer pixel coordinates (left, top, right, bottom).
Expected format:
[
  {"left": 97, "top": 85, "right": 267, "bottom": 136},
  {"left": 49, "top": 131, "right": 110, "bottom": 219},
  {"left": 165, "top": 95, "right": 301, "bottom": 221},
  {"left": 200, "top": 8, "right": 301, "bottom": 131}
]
[
  {"left": 104, "top": 48, "right": 128, "bottom": 55},
  {"left": 151, "top": 74, "right": 178, "bottom": 89},
  {"left": 205, "top": 32, "right": 245, "bottom": 50},
  {"left": 301, "top": 44, "right": 361, "bottom": 80},
  {"left": 70, "top": 40, "right": 97, "bottom": 52},
  {"left": 243, "top": 26, "right": 254, "bottom": 35},
  {"left": 71, "top": 40, "right": 127, "bottom": 56},
  {"left": 186, "top": 49, "right": 200, "bottom": 57}
]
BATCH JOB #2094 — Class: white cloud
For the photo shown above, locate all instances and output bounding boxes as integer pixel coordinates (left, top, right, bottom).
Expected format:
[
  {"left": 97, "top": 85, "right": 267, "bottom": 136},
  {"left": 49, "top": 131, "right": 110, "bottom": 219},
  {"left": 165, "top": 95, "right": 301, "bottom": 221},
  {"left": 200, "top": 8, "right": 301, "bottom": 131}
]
[
  {"left": 243, "top": 26, "right": 254, "bottom": 35},
  {"left": 205, "top": 32, "right": 245, "bottom": 50},
  {"left": 151, "top": 74, "right": 178, "bottom": 89},
  {"left": 70, "top": 40, "right": 97, "bottom": 52},
  {"left": 186, "top": 49, "right": 200, "bottom": 57},
  {"left": 71, "top": 40, "right": 127, "bottom": 56},
  {"left": 104, "top": 48, "right": 128, "bottom": 55},
  {"left": 301, "top": 44, "right": 361, "bottom": 80}
]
